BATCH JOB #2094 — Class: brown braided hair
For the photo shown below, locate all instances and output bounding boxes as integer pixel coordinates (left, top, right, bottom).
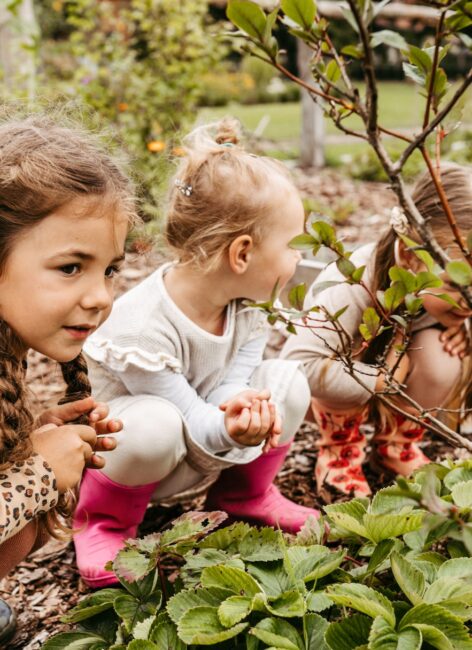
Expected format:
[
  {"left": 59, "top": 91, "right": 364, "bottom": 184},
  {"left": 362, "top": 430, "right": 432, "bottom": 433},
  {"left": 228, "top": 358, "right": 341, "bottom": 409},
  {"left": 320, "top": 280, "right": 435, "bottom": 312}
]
[{"left": 0, "top": 115, "right": 137, "bottom": 535}]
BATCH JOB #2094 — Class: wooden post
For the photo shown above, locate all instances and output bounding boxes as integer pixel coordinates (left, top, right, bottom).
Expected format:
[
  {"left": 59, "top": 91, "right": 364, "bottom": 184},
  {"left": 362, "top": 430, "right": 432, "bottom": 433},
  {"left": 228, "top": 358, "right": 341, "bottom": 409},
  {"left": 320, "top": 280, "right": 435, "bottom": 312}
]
[{"left": 297, "top": 40, "right": 325, "bottom": 168}]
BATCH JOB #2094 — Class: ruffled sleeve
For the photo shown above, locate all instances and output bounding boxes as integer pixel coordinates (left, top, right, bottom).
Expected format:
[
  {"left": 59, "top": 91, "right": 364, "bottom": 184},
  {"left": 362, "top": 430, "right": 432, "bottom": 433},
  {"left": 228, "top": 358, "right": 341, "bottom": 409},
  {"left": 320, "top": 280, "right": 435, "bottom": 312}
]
[{"left": 84, "top": 337, "right": 182, "bottom": 374}]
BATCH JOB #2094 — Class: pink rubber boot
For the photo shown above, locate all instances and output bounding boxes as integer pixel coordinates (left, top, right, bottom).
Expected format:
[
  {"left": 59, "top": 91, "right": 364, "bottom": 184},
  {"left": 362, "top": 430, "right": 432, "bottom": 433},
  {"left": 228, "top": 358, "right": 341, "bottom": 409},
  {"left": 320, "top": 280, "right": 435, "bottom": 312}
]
[
  {"left": 205, "top": 441, "right": 320, "bottom": 534},
  {"left": 73, "top": 470, "right": 158, "bottom": 587}
]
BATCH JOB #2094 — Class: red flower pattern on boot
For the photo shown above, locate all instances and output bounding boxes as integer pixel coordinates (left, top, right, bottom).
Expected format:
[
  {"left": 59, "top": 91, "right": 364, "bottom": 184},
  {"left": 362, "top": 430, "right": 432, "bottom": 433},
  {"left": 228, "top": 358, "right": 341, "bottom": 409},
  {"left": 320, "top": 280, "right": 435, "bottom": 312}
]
[{"left": 373, "top": 415, "right": 429, "bottom": 476}]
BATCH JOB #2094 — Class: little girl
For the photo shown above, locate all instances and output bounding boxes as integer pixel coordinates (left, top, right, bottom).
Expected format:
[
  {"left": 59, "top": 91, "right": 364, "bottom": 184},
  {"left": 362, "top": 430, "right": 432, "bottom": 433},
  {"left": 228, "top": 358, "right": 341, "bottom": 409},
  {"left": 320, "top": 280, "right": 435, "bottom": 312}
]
[
  {"left": 282, "top": 164, "right": 472, "bottom": 501},
  {"left": 74, "top": 118, "right": 319, "bottom": 587},
  {"left": 0, "top": 116, "right": 135, "bottom": 643}
]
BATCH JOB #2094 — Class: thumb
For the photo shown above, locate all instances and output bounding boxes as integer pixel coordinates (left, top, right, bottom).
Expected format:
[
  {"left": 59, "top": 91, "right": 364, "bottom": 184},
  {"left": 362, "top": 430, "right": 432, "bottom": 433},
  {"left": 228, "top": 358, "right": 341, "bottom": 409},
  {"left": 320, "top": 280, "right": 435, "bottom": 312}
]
[{"left": 55, "top": 397, "right": 95, "bottom": 420}]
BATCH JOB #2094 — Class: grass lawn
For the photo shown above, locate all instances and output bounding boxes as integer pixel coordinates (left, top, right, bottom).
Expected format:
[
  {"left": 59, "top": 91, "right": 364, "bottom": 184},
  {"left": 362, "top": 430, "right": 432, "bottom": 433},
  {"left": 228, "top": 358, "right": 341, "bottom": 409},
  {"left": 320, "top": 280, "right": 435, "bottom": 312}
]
[{"left": 198, "top": 81, "right": 471, "bottom": 142}]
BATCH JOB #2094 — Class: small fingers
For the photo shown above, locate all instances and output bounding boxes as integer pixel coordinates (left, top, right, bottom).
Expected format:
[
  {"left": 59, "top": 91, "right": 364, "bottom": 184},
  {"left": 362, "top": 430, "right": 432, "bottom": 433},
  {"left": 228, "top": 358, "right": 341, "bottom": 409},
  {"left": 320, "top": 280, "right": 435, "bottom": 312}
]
[
  {"left": 93, "top": 435, "right": 117, "bottom": 452},
  {"left": 88, "top": 402, "right": 109, "bottom": 424},
  {"left": 94, "top": 418, "right": 123, "bottom": 435},
  {"left": 259, "top": 400, "right": 271, "bottom": 434},
  {"left": 86, "top": 453, "right": 106, "bottom": 469}
]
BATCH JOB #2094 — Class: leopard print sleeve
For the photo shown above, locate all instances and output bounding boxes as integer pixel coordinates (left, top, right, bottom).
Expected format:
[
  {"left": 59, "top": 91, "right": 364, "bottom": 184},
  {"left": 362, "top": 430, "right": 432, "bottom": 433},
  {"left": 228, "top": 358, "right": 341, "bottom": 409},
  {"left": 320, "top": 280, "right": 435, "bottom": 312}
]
[{"left": 0, "top": 453, "right": 59, "bottom": 544}]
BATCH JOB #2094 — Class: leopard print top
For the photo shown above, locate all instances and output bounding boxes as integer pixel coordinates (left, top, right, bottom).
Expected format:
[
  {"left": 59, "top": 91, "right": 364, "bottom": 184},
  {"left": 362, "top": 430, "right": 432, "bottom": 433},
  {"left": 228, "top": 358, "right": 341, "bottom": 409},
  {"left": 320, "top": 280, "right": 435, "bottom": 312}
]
[{"left": 0, "top": 453, "right": 59, "bottom": 544}]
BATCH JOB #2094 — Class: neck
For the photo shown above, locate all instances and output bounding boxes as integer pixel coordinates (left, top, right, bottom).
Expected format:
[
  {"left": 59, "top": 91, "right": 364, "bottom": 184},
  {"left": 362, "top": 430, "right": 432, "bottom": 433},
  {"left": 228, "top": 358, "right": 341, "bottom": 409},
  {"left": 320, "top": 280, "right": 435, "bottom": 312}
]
[{"left": 164, "top": 263, "right": 235, "bottom": 335}]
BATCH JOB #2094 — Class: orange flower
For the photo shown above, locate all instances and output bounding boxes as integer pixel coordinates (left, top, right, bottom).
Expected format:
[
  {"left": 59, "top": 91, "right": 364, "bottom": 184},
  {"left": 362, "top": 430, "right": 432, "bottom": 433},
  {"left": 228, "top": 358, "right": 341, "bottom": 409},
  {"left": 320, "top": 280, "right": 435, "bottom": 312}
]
[
  {"left": 147, "top": 140, "right": 166, "bottom": 153},
  {"left": 172, "top": 146, "right": 186, "bottom": 157},
  {"left": 118, "top": 102, "right": 129, "bottom": 112}
]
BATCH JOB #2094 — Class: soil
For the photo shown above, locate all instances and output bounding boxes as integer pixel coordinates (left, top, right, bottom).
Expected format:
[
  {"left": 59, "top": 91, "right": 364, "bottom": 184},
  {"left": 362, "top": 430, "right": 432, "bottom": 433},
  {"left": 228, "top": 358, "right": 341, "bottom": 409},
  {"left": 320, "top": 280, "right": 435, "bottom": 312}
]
[{"left": 0, "top": 168, "right": 465, "bottom": 649}]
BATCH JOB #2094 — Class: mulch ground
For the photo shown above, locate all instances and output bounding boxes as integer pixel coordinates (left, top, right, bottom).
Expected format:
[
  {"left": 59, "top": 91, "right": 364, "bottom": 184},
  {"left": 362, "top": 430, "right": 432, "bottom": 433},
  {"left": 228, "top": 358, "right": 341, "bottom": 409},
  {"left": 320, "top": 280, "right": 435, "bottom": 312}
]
[{"left": 1, "top": 168, "right": 464, "bottom": 649}]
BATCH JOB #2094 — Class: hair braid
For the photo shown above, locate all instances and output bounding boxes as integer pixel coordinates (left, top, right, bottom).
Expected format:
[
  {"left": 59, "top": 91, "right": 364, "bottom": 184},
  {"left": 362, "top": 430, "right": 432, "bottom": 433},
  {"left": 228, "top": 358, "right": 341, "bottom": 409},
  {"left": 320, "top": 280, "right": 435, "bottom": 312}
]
[
  {"left": 0, "top": 319, "right": 34, "bottom": 467},
  {"left": 58, "top": 353, "right": 92, "bottom": 424}
]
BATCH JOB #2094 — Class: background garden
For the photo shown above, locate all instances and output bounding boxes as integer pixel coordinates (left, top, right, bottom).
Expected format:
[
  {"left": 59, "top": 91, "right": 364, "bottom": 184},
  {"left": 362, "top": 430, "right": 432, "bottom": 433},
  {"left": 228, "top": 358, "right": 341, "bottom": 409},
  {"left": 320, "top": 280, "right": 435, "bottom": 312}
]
[{"left": 1, "top": 0, "right": 472, "bottom": 648}]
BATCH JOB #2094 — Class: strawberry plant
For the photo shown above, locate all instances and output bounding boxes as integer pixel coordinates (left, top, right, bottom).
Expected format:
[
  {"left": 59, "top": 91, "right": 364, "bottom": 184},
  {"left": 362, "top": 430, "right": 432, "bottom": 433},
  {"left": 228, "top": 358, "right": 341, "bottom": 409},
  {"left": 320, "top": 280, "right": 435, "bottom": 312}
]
[{"left": 44, "top": 460, "right": 472, "bottom": 649}]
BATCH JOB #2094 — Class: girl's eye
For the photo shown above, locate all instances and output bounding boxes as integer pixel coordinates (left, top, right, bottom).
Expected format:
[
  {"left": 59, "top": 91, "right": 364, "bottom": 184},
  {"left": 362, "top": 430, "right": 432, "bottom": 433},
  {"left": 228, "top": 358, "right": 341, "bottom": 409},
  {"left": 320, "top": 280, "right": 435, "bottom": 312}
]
[
  {"left": 60, "top": 264, "right": 80, "bottom": 276},
  {"left": 105, "top": 265, "right": 121, "bottom": 278}
]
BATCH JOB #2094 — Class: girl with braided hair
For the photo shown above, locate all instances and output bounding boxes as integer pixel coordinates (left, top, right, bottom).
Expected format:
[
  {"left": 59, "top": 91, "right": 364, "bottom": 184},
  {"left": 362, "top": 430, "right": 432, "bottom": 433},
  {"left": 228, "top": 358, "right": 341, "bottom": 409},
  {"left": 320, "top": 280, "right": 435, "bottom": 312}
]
[{"left": 0, "top": 115, "right": 135, "bottom": 643}]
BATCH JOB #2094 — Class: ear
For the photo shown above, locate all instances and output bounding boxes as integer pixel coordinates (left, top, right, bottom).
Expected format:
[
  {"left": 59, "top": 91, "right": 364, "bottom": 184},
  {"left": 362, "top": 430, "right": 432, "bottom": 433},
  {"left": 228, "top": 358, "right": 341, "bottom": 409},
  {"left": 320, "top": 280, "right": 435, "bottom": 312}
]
[
  {"left": 395, "top": 238, "right": 422, "bottom": 272},
  {"left": 228, "top": 235, "right": 254, "bottom": 274}
]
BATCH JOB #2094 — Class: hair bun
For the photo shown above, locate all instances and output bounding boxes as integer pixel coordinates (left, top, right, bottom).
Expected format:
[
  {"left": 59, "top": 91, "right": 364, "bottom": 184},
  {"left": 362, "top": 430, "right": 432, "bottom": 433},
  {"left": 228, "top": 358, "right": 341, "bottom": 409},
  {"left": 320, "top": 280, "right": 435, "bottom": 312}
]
[{"left": 215, "top": 117, "right": 241, "bottom": 146}]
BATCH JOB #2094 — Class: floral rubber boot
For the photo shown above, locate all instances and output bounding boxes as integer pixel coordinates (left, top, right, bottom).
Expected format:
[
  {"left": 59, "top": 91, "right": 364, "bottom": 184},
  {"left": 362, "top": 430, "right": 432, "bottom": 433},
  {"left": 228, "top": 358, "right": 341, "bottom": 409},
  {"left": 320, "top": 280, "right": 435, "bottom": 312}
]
[
  {"left": 372, "top": 413, "right": 430, "bottom": 477},
  {"left": 311, "top": 399, "right": 371, "bottom": 501}
]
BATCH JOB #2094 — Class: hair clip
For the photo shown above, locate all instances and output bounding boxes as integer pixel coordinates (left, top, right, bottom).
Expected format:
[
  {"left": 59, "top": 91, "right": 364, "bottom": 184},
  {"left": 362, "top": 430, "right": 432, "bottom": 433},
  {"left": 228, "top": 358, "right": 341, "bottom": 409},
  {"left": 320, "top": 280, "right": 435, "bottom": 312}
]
[
  {"left": 175, "top": 178, "right": 193, "bottom": 197},
  {"left": 389, "top": 206, "right": 409, "bottom": 235},
  {"left": 219, "top": 141, "right": 234, "bottom": 148}
]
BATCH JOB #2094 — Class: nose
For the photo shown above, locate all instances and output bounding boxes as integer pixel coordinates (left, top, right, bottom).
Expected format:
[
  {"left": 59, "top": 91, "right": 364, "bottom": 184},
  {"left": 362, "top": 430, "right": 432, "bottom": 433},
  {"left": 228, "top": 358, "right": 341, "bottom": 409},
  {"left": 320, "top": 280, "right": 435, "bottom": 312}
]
[{"left": 81, "top": 279, "right": 113, "bottom": 312}]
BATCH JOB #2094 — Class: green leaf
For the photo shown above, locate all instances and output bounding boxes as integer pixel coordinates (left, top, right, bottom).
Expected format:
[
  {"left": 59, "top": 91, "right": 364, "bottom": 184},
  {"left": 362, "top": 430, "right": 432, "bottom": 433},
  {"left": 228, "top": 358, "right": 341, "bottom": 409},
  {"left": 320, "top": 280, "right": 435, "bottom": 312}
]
[
  {"left": 177, "top": 606, "right": 248, "bottom": 644},
  {"left": 403, "top": 63, "right": 425, "bottom": 85},
  {"left": 218, "top": 595, "right": 252, "bottom": 626},
  {"left": 337, "top": 257, "right": 357, "bottom": 279},
  {"left": 310, "top": 280, "right": 343, "bottom": 297},
  {"left": 281, "top": 0, "right": 316, "bottom": 29},
  {"left": 62, "top": 589, "right": 124, "bottom": 623},
  {"left": 326, "top": 583, "right": 396, "bottom": 626},
  {"left": 198, "top": 521, "right": 251, "bottom": 551},
  {"left": 423, "top": 577, "right": 472, "bottom": 607},
  {"left": 389, "top": 266, "right": 417, "bottom": 293},
  {"left": 325, "top": 59, "right": 341, "bottom": 83},
  {"left": 114, "top": 593, "right": 161, "bottom": 634},
  {"left": 446, "top": 260, "right": 472, "bottom": 286},
  {"left": 167, "top": 587, "right": 232, "bottom": 625},
  {"left": 290, "top": 233, "right": 317, "bottom": 250},
  {"left": 414, "top": 271, "right": 442, "bottom": 292},
  {"left": 265, "top": 590, "right": 306, "bottom": 617},
  {"left": 384, "top": 283, "right": 407, "bottom": 311},
  {"left": 361, "top": 307, "right": 380, "bottom": 336},
  {"left": 201, "top": 565, "right": 262, "bottom": 597},
  {"left": 227, "top": 0, "right": 267, "bottom": 41},
  {"left": 367, "top": 539, "right": 397, "bottom": 575},
  {"left": 303, "top": 548, "right": 346, "bottom": 581},
  {"left": 368, "top": 616, "right": 422, "bottom": 650},
  {"left": 239, "top": 527, "right": 285, "bottom": 562},
  {"left": 325, "top": 613, "right": 372, "bottom": 650},
  {"left": 408, "top": 46, "right": 432, "bottom": 73},
  {"left": 444, "top": 467, "right": 472, "bottom": 492},
  {"left": 437, "top": 557, "right": 472, "bottom": 580},
  {"left": 390, "top": 552, "right": 425, "bottom": 605},
  {"left": 42, "top": 633, "right": 109, "bottom": 650},
  {"left": 371, "top": 29, "right": 408, "bottom": 50},
  {"left": 351, "top": 265, "right": 366, "bottom": 282},
  {"left": 341, "top": 44, "right": 364, "bottom": 59},
  {"left": 113, "top": 548, "right": 155, "bottom": 584},
  {"left": 451, "top": 480, "right": 472, "bottom": 508},
  {"left": 398, "top": 603, "right": 472, "bottom": 649},
  {"left": 363, "top": 512, "right": 424, "bottom": 543},
  {"left": 324, "top": 511, "right": 368, "bottom": 538},
  {"left": 288, "top": 283, "right": 307, "bottom": 311},
  {"left": 149, "top": 612, "right": 186, "bottom": 649},
  {"left": 127, "top": 642, "right": 158, "bottom": 650},
  {"left": 306, "top": 590, "right": 334, "bottom": 613},
  {"left": 305, "top": 613, "right": 329, "bottom": 650},
  {"left": 248, "top": 562, "right": 295, "bottom": 598},
  {"left": 159, "top": 511, "right": 227, "bottom": 549},
  {"left": 250, "top": 617, "right": 304, "bottom": 650}
]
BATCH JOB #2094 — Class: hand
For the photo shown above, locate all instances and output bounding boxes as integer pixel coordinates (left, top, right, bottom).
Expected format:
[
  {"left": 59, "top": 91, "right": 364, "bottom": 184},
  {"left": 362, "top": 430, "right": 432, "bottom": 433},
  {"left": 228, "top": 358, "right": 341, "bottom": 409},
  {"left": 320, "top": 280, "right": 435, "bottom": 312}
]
[
  {"left": 220, "top": 389, "right": 282, "bottom": 450},
  {"left": 440, "top": 324, "right": 469, "bottom": 359},
  {"left": 38, "top": 397, "right": 121, "bottom": 467},
  {"left": 31, "top": 423, "right": 97, "bottom": 493}
]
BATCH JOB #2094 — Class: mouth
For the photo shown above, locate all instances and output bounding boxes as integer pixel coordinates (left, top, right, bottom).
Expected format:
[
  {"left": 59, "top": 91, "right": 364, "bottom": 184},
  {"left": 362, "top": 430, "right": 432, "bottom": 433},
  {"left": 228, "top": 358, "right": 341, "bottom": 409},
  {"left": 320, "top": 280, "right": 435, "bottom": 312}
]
[{"left": 63, "top": 324, "right": 96, "bottom": 340}]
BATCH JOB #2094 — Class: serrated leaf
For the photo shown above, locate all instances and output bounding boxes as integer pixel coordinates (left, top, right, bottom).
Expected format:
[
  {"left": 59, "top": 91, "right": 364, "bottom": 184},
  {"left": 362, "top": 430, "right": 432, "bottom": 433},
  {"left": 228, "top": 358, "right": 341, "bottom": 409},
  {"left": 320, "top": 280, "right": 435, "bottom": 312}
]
[
  {"left": 306, "top": 590, "right": 333, "bottom": 613},
  {"left": 367, "top": 539, "right": 397, "bottom": 575},
  {"left": 227, "top": 0, "right": 267, "bottom": 40},
  {"left": 324, "top": 497, "right": 369, "bottom": 518},
  {"left": 363, "top": 512, "right": 424, "bottom": 543},
  {"left": 390, "top": 552, "right": 425, "bottom": 605},
  {"left": 281, "top": 0, "right": 316, "bottom": 29},
  {"left": 133, "top": 616, "right": 154, "bottom": 640},
  {"left": 239, "top": 527, "right": 285, "bottom": 562},
  {"left": 113, "top": 548, "right": 155, "bottom": 583},
  {"left": 305, "top": 613, "right": 329, "bottom": 650},
  {"left": 398, "top": 603, "right": 472, "bottom": 648},
  {"left": 201, "top": 565, "right": 262, "bottom": 597},
  {"left": 42, "top": 633, "right": 108, "bottom": 650},
  {"left": 326, "top": 583, "right": 395, "bottom": 626},
  {"left": 451, "top": 480, "right": 472, "bottom": 508},
  {"left": 250, "top": 617, "right": 304, "bottom": 650},
  {"left": 177, "top": 606, "right": 248, "bottom": 644},
  {"left": 159, "top": 511, "right": 227, "bottom": 548},
  {"left": 437, "top": 557, "right": 472, "bottom": 579},
  {"left": 266, "top": 590, "right": 306, "bottom": 617},
  {"left": 423, "top": 576, "right": 472, "bottom": 607},
  {"left": 150, "top": 617, "right": 186, "bottom": 650},
  {"left": 114, "top": 593, "right": 161, "bottom": 634},
  {"left": 127, "top": 641, "right": 158, "bottom": 650},
  {"left": 248, "top": 561, "right": 296, "bottom": 598},
  {"left": 324, "top": 511, "right": 368, "bottom": 538},
  {"left": 446, "top": 260, "right": 472, "bottom": 286},
  {"left": 370, "top": 486, "right": 420, "bottom": 515},
  {"left": 303, "top": 548, "right": 346, "bottom": 582},
  {"left": 218, "top": 595, "right": 252, "bottom": 626},
  {"left": 325, "top": 613, "right": 372, "bottom": 650},
  {"left": 444, "top": 467, "right": 472, "bottom": 492},
  {"left": 167, "top": 587, "right": 232, "bottom": 625},
  {"left": 295, "top": 514, "right": 325, "bottom": 545},
  {"left": 62, "top": 589, "right": 124, "bottom": 623},
  {"left": 368, "top": 616, "right": 421, "bottom": 650}
]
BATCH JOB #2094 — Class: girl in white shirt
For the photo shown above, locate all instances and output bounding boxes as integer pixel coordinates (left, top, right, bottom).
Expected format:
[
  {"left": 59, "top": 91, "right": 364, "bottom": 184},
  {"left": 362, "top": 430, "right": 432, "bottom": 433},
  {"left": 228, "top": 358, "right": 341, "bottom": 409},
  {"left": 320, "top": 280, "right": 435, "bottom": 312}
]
[{"left": 75, "top": 118, "right": 318, "bottom": 587}]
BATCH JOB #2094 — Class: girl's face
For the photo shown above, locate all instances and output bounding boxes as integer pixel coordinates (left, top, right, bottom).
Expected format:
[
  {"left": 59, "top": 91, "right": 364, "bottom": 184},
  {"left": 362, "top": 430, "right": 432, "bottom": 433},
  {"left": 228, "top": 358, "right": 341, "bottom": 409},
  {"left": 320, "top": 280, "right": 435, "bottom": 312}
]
[
  {"left": 244, "top": 181, "right": 305, "bottom": 301},
  {"left": 421, "top": 273, "right": 472, "bottom": 328},
  {"left": 0, "top": 196, "right": 128, "bottom": 362}
]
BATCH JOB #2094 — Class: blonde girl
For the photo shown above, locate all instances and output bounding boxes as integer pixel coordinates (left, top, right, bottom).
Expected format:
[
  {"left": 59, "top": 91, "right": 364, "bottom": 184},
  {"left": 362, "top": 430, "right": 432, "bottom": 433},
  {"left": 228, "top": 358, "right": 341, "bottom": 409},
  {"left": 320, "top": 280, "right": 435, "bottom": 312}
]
[
  {"left": 75, "top": 118, "right": 318, "bottom": 588},
  {"left": 0, "top": 116, "right": 135, "bottom": 643},
  {"left": 282, "top": 164, "right": 472, "bottom": 501}
]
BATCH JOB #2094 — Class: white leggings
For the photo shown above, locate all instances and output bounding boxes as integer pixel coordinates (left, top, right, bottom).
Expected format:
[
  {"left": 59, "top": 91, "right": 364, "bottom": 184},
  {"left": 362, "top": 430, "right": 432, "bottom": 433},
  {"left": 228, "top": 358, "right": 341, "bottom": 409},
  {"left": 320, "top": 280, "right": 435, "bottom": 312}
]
[{"left": 101, "top": 367, "right": 310, "bottom": 498}]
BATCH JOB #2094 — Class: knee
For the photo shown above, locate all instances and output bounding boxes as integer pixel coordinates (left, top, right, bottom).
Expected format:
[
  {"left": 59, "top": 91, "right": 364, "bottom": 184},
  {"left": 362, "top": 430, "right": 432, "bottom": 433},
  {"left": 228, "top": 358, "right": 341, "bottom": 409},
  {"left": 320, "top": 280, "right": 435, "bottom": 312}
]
[
  {"left": 118, "top": 398, "right": 186, "bottom": 465},
  {"left": 282, "top": 369, "right": 311, "bottom": 433}
]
